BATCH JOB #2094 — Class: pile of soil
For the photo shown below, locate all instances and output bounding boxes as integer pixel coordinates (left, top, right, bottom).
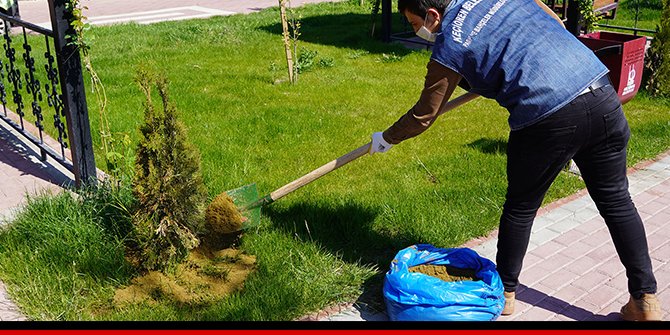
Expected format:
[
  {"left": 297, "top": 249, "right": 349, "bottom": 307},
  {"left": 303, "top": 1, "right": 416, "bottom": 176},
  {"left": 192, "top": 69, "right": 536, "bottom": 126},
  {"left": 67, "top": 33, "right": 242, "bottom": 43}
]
[
  {"left": 114, "top": 232, "right": 256, "bottom": 307},
  {"left": 205, "top": 193, "right": 245, "bottom": 234},
  {"left": 409, "top": 264, "right": 480, "bottom": 282}
]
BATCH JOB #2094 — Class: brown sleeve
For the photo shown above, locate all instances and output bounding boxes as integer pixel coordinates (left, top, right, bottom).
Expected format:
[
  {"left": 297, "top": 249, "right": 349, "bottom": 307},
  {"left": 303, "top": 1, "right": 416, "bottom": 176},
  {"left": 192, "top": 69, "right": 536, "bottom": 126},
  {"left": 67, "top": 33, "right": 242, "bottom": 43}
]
[{"left": 382, "top": 60, "right": 462, "bottom": 145}]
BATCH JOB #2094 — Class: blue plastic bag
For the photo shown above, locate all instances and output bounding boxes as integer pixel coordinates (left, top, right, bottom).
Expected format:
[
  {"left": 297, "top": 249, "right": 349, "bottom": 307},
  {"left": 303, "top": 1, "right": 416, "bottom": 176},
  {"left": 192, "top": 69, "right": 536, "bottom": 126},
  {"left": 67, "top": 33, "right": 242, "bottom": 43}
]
[{"left": 383, "top": 244, "right": 505, "bottom": 321}]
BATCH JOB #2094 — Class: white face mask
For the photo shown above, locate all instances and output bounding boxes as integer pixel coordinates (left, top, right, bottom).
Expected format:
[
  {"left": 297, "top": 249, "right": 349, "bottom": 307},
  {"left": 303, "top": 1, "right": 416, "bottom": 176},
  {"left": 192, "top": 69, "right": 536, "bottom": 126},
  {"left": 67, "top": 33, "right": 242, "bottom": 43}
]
[{"left": 416, "top": 13, "right": 438, "bottom": 42}]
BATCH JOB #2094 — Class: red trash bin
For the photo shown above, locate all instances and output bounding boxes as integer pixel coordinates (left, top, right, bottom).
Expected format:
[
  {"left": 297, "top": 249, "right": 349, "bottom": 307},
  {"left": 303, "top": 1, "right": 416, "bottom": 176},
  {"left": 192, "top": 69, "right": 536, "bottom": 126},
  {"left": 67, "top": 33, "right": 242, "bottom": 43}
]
[{"left": 578, "top": 31, "right": 647, "bottom": 104}]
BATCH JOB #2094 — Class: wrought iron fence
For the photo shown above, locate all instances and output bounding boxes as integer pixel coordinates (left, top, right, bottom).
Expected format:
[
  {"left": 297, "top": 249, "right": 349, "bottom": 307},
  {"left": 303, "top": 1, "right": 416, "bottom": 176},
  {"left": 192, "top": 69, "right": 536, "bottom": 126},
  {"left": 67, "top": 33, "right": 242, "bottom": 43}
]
[
  {"left": 596, "top": 23, "right": 656, "bottom": 36},
  {"left": 0, "top": 0, "right": 96, "bottom": 187}
]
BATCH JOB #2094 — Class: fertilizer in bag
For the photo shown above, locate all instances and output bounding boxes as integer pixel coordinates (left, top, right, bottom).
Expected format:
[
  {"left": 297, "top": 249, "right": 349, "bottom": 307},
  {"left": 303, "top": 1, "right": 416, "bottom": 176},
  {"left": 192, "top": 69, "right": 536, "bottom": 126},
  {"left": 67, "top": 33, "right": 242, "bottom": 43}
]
[{"left": 383, "top": 244, "right": 505, "bottom": 321}]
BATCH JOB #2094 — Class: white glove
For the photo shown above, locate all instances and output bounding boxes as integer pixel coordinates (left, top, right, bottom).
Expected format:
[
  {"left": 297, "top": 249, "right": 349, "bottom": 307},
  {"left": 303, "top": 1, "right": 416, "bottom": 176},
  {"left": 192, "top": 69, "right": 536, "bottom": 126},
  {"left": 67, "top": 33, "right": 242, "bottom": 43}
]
[{"left": 370, "top": 132, "right": 393, "bottom": 155}]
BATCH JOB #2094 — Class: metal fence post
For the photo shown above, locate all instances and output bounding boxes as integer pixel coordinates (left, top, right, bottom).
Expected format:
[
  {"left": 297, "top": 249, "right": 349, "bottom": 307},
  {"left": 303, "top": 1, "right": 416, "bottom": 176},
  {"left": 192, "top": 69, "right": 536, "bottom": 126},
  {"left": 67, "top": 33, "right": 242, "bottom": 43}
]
[
  {"left": 566, "top": 0, "right": 583, "bottom": 36},
  {"left": 47, "top": 0, "right": 96, "bottom": 187},
  {"left": 381, "top": 0, "right": 391, "bottom": 42}
]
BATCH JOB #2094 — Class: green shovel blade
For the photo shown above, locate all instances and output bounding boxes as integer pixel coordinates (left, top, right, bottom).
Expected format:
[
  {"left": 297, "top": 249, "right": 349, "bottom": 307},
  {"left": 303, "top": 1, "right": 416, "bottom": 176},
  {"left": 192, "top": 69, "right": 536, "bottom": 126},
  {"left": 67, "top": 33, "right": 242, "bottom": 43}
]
[{"left": 225, "top": 183, "right": 261, "bottom": 230}]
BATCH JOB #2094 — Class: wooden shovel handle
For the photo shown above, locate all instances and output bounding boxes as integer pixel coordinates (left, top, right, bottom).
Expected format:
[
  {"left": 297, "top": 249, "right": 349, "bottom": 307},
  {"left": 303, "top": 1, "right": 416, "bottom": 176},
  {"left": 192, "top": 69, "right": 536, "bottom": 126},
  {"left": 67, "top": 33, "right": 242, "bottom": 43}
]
[
  {"left": 268, "top": 92, "right": 480, "bottom": 203},
  {"left": 437, "top": 92, "right": 479, "bottom": 117},
  {"left": 269, "top": 142, "right": 370, "bottom": 202}
]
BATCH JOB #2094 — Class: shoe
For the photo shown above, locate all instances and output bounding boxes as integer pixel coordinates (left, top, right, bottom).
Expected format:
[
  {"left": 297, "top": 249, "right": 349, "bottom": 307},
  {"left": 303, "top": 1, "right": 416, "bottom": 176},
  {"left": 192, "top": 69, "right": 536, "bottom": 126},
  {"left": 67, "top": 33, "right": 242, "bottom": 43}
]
[
  {"left": 620, "top": 294, "right": 662, "bottom": 321},
  {"left": 501, "top": 291, "right": 515, "bottom": 316}
]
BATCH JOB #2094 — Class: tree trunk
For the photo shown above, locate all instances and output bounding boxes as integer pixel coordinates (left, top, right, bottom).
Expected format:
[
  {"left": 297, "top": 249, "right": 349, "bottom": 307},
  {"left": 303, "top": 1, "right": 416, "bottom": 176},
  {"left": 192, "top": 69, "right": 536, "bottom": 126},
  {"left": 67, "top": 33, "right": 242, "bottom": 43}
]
[{"left": 279, "top": 0, "right": 294, "bottom": 83}]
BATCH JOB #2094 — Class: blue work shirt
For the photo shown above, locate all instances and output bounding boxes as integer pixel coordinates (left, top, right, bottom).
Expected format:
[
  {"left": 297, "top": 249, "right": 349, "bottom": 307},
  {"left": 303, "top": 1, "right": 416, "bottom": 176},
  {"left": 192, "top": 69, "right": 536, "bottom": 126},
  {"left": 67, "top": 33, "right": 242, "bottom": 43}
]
[{"left": 431, "top": 0, "right": 609, "bottom": 130}]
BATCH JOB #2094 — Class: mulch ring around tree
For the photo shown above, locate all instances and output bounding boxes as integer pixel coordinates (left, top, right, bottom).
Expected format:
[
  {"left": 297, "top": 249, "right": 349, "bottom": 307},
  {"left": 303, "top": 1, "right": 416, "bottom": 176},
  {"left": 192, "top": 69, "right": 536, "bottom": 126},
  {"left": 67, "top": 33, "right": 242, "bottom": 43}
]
[{"left": 114, "top": 233, "right": 256, "bottom": 307}]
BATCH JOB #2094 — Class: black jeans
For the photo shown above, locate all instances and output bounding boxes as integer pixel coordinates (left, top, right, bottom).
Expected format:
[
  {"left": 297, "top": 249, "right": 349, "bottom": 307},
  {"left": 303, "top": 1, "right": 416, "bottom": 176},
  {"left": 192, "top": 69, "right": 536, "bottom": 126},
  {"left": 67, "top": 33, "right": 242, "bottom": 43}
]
[{"left": 496, "top": 84, "right": 657, "bottom": 299}]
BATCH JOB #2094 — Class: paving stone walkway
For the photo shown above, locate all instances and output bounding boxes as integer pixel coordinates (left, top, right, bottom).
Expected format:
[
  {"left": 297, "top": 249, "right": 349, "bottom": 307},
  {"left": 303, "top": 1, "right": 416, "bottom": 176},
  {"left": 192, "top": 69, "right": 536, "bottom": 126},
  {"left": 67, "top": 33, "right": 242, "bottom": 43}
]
[{"left": 0, "top": 122, "right": 71, "bottom": 223}]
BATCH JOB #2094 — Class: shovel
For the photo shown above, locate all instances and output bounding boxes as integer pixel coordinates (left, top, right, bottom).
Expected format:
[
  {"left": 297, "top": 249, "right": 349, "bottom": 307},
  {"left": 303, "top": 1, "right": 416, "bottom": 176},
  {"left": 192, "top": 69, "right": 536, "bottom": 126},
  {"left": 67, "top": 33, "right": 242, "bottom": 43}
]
[{"left": 229, "top": 92, "right": 480, "bottom": 229}]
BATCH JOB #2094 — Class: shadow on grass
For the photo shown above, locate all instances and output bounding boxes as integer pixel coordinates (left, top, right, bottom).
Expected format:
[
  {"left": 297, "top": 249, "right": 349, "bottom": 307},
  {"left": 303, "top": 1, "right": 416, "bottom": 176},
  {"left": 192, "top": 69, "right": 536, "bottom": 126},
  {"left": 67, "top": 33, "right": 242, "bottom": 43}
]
[
  {"left": 258, "top": 12, "right": 415, "bottom": 56},
  {"left": 264, "top": 200, "right": 419, "bottom": 312},
  {"left": 466, "top": 138, "right": 508, "bottom": 155}
]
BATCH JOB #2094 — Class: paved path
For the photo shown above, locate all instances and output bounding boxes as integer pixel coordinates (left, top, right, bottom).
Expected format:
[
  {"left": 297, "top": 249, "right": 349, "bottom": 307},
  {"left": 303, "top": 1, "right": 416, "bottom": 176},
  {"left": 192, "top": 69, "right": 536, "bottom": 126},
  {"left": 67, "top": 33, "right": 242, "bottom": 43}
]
[
  {"left": 0, "top": 121, "right": 71, "bottom": 223},
  {"left": 319, "top": 153, "right": 670, "bottom": 321},
  {"left": 16, "top": 0, "right": 343, "bottom": 30}
]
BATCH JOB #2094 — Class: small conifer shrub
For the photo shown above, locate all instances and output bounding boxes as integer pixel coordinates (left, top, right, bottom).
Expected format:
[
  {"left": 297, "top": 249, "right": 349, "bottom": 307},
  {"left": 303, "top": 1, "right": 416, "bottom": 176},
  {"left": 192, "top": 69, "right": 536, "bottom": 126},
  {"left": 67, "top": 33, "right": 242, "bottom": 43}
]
[{"left": 131, "top": 70, "right": 208, "bottom": 271}]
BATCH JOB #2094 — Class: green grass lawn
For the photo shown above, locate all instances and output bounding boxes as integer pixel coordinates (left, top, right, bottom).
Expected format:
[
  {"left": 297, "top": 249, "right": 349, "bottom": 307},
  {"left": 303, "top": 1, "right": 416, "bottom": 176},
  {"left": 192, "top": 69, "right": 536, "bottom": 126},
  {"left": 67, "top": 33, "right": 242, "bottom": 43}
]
[
  {"left": 0, "top": 0, "right": 668, "bottom": 321},
  {"left": 599, "top": 0, "right": 663, "bottom": 35}
]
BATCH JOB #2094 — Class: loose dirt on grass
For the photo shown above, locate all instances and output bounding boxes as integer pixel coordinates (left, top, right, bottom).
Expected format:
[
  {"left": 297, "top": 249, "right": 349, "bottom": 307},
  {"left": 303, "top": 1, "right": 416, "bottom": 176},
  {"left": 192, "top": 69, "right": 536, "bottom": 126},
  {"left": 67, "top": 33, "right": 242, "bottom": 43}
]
[
  {"left": 205, "top": 193, "right": 245, "bottom": 234},
  {"left": 409, "top": 264, "right": 480, "bottom": 282},
  {"left": 115, "top": 192, "right": 255, "bottom": 307},
  {"left": 114, "top": 233, "right": 256, "bottom": 307}
]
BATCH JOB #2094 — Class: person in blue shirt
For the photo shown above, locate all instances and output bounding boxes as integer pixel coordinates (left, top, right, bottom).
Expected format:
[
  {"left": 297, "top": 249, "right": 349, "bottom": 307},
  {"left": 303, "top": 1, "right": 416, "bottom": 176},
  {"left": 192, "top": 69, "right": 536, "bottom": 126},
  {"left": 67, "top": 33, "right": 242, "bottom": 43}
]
[{"left": 370, "top": 0, "right": 661, "bottom": 321}]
